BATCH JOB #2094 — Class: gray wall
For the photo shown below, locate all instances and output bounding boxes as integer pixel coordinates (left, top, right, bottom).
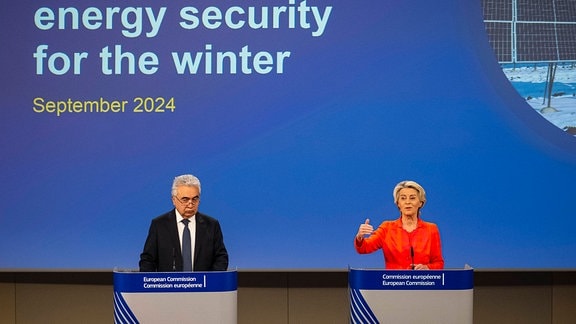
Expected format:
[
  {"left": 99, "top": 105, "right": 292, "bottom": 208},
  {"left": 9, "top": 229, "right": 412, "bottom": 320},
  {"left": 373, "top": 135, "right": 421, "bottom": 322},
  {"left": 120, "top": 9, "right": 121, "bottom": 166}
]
[{"left": 1, "top": 271, "right": 575, "bottom": 323}]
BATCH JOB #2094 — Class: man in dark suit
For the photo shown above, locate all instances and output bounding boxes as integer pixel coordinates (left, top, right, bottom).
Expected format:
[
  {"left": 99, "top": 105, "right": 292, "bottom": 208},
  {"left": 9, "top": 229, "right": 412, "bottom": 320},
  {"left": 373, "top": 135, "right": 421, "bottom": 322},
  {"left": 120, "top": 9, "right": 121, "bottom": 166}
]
[{"left": 139, "top": 174, "right": 228, "bottom": 272}]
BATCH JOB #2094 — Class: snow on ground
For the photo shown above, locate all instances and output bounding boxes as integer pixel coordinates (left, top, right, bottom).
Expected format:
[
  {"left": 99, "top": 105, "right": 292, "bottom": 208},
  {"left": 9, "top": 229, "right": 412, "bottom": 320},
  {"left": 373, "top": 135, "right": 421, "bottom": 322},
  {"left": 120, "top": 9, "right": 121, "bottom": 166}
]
[
  {"left": 502, "top": 64, "right": 576, "bottom": 135},
  {"left": 503, "top": 64, "right": 576, "bottom": 84}
]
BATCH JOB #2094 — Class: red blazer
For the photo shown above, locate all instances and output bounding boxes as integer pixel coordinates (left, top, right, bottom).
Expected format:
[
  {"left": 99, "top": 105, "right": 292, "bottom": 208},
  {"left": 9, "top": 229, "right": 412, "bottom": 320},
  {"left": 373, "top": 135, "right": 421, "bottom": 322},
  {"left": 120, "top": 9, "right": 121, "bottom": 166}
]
[{"left": 355, "top": 217, "right": 444, "bottom": 269}]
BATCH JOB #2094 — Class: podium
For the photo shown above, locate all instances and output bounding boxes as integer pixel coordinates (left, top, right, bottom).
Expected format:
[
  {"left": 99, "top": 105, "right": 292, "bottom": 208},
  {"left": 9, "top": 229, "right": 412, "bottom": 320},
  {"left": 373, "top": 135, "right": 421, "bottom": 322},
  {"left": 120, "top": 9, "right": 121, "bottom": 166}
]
[
  {"left": 349, "top": 268, "right": 473, "bottom": 324},
  {"left": 113, "top": 270, "right": 237, "bottom": 324}
]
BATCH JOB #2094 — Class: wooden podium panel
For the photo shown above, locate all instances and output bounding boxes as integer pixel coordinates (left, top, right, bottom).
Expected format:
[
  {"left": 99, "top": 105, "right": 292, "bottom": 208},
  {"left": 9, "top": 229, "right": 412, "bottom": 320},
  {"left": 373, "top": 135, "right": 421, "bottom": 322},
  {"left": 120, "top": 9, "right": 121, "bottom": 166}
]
[
  {"left": 114, "top": 271, "right": 237, "bottom": 324},
  {"left": 349, "top": 268, "right": 473, "bottom": 324}
]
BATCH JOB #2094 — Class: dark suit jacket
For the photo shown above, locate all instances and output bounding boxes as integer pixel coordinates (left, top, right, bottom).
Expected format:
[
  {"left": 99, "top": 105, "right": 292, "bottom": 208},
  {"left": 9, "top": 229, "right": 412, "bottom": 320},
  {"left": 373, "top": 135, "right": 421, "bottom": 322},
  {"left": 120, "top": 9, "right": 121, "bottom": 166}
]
[{"left": 139, "top": 210, "right": 229, "bottom": 272}]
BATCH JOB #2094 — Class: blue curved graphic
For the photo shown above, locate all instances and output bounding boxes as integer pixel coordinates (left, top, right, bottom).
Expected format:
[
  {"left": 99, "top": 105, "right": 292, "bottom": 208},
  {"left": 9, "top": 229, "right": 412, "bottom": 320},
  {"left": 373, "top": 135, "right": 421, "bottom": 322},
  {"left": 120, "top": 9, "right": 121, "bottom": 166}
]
[
  {"left": 113, "top": 292, "right": 139, "bottom": 324},
  {"left": 350, "top": 288, "right": 379, "bottom": 324}
]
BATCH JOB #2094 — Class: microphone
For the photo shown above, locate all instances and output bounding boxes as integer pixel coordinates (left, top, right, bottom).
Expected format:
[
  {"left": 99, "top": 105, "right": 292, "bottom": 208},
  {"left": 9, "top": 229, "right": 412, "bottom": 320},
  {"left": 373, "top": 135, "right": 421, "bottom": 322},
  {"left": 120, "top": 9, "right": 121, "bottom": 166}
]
[
  {"left": 172, "top": 247, "right": 176, "bottom": 271},
  {"left": 410, "top": 246, "right": 415, "bottom": 270}
]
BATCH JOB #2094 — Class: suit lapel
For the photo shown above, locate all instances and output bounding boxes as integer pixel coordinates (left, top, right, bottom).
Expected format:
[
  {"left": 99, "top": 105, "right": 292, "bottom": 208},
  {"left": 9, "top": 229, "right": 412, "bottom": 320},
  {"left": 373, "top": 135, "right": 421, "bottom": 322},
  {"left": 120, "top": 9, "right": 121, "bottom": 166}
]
[
  {"left": 193, "top": 213, "right": 206, "bottom": 264},
  {"left": 167, "top": 210, "right": 181, "bottom": 253}
]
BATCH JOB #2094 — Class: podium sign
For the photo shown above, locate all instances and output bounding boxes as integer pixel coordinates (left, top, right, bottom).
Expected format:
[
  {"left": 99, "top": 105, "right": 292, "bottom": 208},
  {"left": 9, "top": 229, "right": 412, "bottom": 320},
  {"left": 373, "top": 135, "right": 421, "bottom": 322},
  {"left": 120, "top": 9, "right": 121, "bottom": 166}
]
[
  {"left": 349, "top": 268, "right": 473, "bottom": 324},
  {"left": 114, "top": 271, "right": 237, "bottom": 324}
]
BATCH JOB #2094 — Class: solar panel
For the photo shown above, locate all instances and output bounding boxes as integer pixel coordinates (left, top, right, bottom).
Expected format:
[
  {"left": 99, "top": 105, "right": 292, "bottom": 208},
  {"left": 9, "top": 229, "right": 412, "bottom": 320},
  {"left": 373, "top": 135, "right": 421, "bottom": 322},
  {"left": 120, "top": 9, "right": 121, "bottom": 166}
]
[
  {"left": 554, "top": 0, "right": 576, "bottom": 21},
  {"left": 516, "top": 23, "right": 560, "bottom": 62},
  {"left": 485, "top": 22, "right": 513, "bottom": 62},
  {"left": 557, "top": 24, "right": 576, "bottom": 60},
  {"left": 483, "top": 0, "right": 576, "bottom": 63},
  {"left": 517, "top": 0, "right": 556, "bottom": 21},
  {"left": 483, "top": 0, "right": 512, "bottom": 21}
]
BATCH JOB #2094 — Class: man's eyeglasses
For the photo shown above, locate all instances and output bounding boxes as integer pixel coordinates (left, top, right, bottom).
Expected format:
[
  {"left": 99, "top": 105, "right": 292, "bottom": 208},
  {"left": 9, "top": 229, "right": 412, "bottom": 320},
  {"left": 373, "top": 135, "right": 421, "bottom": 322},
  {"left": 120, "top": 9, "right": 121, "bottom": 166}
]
[{"left": 174, "top": 195, "right": 200, "bottom": 205}]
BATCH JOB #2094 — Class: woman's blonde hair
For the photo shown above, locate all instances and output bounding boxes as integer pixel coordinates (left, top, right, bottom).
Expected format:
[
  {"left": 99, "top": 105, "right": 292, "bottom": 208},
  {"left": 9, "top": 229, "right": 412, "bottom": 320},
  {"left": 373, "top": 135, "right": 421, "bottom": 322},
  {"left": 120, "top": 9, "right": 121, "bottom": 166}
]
[{"left": 393, "top": 180, "right": 426, "bottom": 207}]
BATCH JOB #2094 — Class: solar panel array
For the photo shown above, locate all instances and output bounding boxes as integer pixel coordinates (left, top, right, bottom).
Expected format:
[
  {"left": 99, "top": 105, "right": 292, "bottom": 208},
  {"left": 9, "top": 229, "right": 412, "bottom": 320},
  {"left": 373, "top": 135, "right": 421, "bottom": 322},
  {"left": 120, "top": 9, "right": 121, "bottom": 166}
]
[{"left": 483, "top": 0, "right": 576, "bottom": 63}]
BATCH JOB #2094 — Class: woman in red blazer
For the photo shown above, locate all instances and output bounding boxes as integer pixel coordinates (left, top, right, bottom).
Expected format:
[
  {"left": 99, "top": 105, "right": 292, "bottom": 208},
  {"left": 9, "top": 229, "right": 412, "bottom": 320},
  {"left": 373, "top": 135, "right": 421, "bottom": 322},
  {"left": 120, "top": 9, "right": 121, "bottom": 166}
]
[{"left": 355, "top": 180, "right": 444, "bottom": 270}]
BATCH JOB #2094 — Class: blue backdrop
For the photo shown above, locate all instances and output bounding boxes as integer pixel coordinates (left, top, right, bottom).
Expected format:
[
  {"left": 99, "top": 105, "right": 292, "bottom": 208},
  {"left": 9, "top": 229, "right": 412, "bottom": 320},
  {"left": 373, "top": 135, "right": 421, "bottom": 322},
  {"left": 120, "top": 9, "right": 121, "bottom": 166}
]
[{"left": 1, "top": 0, "right": 575, "bottom": 270}]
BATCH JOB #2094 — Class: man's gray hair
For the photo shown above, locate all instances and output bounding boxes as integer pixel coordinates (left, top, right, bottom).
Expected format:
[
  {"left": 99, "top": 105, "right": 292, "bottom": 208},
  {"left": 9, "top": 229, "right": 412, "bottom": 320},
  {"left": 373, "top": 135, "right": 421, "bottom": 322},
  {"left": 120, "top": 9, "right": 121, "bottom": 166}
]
[{"left": 171, "top": 174, "right": 201, "bottom": 196}]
